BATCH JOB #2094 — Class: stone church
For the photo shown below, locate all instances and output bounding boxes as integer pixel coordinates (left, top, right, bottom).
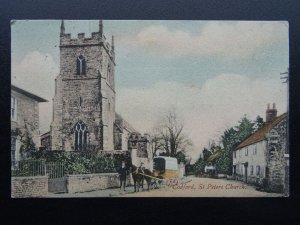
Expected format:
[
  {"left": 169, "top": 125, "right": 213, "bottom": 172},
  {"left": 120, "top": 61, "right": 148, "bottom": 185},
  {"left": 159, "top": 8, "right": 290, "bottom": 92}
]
[{"left": 50, "top": 20, "right": 140, "bottom": 153}]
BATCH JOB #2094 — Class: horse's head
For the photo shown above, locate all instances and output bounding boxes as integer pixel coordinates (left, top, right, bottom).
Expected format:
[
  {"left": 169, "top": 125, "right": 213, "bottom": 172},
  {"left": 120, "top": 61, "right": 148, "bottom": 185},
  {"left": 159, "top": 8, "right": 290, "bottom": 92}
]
[{"left": 129, "top": 164, "right": 138, "bottom": 173}]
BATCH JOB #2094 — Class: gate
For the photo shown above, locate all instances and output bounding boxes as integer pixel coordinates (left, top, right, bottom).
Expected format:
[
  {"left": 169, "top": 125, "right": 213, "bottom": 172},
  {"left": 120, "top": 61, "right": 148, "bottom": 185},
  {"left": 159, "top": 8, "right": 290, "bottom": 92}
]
[{"left": 46, "top": 162, "right": 67, "bottom": 193}]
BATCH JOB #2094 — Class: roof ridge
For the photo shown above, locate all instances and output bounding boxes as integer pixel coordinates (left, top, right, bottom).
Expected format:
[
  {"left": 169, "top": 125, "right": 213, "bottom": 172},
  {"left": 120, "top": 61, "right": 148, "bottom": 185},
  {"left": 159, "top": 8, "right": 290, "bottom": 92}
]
[{"left": 235, "top": 112, "right": 287, "bottom": 150}]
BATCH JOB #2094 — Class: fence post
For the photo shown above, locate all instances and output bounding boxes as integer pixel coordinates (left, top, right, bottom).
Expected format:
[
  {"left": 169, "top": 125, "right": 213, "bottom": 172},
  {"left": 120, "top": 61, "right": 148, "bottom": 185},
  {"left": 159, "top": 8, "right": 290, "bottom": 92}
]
[{"left": 44, "top": 160, "right": 47, "bottom": 177}]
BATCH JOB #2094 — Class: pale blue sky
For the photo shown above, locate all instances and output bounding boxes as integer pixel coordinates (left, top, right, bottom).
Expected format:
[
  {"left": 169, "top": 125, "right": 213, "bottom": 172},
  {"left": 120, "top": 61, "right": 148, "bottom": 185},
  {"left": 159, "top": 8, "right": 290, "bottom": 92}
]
[
  {"left": 12, "top": 20, "right": 288, "bottom": 88},
  {"left": 11, "top": 20, "right": 288, "bottom": 161}
]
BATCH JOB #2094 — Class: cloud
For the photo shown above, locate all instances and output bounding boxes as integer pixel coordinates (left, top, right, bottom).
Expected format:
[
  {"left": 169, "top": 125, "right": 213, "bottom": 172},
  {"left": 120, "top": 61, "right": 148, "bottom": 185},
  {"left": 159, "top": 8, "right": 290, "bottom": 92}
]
[
  {"left": 121, "top": 21, "right": 288, "bottom": 58},
  {"left": 116, "top": 74, "right": 287, "bottom": 162},
  {"left": 12, "top": 51, "right": 58, "bottom": 133}
]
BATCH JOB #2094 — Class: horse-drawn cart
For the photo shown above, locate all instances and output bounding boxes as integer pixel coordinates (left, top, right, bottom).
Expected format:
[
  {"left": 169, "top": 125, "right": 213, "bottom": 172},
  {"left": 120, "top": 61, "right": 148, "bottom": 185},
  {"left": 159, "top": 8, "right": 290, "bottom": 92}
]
[{"left": 130, "top": 156, "right": 179, "bottom": 192}]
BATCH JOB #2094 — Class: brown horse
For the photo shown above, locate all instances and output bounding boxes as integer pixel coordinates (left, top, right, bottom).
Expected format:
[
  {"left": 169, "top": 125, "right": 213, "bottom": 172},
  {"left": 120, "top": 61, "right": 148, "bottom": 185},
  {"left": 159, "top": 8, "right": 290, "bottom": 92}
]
[{"left": 130, "top": 165, "right": 144, "bottom": 192}]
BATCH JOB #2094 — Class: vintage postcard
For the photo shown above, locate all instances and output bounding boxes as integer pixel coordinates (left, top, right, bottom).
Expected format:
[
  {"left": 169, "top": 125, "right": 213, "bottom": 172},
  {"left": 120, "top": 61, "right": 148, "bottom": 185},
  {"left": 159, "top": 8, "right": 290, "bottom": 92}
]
[{"left": 11, "top": 20, "right": 289, "bottom": 197}]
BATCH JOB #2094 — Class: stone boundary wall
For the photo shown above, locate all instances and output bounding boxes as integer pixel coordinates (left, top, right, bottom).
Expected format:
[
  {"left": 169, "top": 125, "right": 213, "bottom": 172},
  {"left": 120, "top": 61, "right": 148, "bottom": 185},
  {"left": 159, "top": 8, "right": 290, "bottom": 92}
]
[
  {"left": 67, "top": 173, "right": 131, "bottom": 193},
  {"left": 11, "top": 176, "right": 48, "bottom": 198}
]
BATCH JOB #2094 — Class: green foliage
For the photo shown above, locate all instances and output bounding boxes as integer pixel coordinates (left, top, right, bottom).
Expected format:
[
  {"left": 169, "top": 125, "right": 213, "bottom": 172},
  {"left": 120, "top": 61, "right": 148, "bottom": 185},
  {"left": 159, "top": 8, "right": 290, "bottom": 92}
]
[
  {"left": 31, "top": 150, "right": 117, "bottom": 174},
  {"left": 235, "top": 116, "right": 254, "bottom": 143},
  {"left": 20, "top": 136, "right": 37, "bottom": 159},
  {"left": 193, "top": 156, "right": 205, "bottom": 176},
  {"left": 254, "top": 115, "right": 264, "bottom": 132},
  {"left": 185, "top": 164, "right": 194, "bottom": 175},
  {"left": 12, "top": 124, "right": 38, "bottom": 160},
  {"left": 175, "top": 151, "right": 187, "bottom": 164},
  {"left": 215, "top": 115, "right": 255, "bottom": 175}
]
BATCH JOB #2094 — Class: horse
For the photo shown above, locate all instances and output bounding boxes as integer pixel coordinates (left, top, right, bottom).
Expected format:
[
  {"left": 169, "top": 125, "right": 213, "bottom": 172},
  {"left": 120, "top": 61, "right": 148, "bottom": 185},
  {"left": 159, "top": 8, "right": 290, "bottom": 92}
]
[
  {"left": 130, "top": 165, "right": 145, "bottom": 192},
  {"left": 142, "top": 169, "right": 154, "bottom": 191},
  {"left": 130, "top": 165, "right": 165, "bottom": 192}
]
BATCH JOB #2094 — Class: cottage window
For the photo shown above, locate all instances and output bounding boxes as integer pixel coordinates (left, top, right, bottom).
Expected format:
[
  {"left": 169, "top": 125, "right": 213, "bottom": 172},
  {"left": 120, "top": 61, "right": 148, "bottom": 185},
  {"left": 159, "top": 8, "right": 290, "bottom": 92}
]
[
  {"left": 74, "top": 121, "right": 88, "bottom": 151},
  {"left": 76, "top": 55, "right": 86, "bottom": 75},
  {"left": 245, "top": 147, "right": 248, "bottom": 156},
  {"left": 256, "top": 165, "right": 260, "bottom": 176},
  {"left": 253, "top": 144, "right": 257, "bottom": 155},
  {"left": 11, "top": 137, "right": 17, "bottom": 163},
  {"left": 233, "top": 151, "right": 236, "bottom": 158},
  {"left": 250, "top": 165, "right": 254, "bottom": 175},
  {"left": 11, "top": 97, "right": 17, "bottom": 121}
]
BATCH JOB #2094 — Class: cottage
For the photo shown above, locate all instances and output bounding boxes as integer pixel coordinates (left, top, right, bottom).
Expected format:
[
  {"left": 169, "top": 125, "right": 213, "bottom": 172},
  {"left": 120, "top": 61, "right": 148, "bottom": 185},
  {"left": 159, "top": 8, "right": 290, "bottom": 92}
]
[
  {"left": 11, "top": 85, "right": 48, "bottom": 162},
  {"left": 233, "top": 103, "right": 288, "bottom": 193}
]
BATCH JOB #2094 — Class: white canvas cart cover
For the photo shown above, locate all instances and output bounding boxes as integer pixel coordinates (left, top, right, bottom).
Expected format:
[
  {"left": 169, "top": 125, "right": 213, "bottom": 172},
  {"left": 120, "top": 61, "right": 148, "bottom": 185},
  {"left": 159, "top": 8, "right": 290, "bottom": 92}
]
[{"left": 154, "top": 156, "right": 178, "bottom": 170}]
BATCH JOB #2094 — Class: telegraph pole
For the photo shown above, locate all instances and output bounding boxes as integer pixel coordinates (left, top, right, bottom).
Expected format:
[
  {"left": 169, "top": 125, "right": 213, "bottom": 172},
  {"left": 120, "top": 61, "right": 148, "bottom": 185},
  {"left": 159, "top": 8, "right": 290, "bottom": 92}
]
[
  {"left": 280, "top": 67, "right": 289, "bottom": 113},
  {"left": 280, "top": 68, "right": 289, "bottom": 156}
]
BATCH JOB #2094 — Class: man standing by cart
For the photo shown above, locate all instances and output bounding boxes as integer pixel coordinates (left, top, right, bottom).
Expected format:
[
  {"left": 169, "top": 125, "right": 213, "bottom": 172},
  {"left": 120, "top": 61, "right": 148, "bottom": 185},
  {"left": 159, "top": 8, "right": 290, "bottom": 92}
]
[{"left": 118, "top": 161, "right": 127, "bottom": 191}]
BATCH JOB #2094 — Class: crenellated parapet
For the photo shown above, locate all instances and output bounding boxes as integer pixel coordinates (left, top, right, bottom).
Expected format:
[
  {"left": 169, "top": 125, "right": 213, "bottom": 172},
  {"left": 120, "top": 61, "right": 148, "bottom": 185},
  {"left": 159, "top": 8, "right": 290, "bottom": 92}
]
[{"left": 59, "top": 20, "right": 115, "bottom": 60}]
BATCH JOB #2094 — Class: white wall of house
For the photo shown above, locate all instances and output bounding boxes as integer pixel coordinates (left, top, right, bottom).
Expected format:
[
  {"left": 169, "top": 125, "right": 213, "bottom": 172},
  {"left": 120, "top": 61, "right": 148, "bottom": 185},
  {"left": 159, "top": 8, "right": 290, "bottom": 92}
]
[
  {"left": 233, "top": 140, "right": 267, "bottom": 180},
  {"left": 11, "top": 90, "right": 42, "bottom": 161}
]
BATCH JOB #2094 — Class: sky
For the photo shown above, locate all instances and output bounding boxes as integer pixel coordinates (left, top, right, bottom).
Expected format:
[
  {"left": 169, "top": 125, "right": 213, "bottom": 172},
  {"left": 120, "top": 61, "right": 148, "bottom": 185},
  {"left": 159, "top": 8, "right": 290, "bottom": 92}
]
[{"left": 11, "top": 20, "right": 288, "bottom": 162}]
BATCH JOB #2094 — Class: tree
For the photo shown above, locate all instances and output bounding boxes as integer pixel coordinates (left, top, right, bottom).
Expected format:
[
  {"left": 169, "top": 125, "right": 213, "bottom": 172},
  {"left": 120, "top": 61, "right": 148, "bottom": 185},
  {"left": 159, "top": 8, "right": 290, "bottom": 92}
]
[
  {"left": 175, "top": 151, "right": 187, "bottom": 164},
  {"left": 253, "top": 115, "right": 264, "bottom": 132},
  {"left": 148, "top": 127, "right": 165, "bottom": 158},
  {"left": 215, "top": 115, "right": 255, "bottom": 175},
  {"left": 159, "top": 109, "right": 192, "bottom": 157},
  {"left": 236, "top": 115, "right": 254, "bottom": 143},
  {"left": 13, "top": 121, "right": 38, "bottom": 160},
  {"left": 202, "top": 147, "right": 212, "bottom": 162},
  {"left": 193, "top": 156, "right": 205, "bottom": 176}
]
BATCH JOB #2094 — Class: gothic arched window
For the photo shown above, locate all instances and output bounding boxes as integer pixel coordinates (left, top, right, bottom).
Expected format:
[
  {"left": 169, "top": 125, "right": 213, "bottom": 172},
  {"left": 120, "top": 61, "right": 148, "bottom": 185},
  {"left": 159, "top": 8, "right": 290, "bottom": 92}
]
[
  {"left": 76, "top": 55, "right": 86, "bottom": 75},
  {"left": 74, "top": 121, "right": 88, "bottom": 151}
]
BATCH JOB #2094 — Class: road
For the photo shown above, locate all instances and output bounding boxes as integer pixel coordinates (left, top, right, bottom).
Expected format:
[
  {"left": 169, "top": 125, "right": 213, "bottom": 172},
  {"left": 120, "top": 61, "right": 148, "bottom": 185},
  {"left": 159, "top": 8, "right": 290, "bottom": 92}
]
[
  {"left": 47, "top": 176, "right": 284, "bottom": 198},
  {"left": 122, "top": 176, "right": 284, "bottom": 197}
]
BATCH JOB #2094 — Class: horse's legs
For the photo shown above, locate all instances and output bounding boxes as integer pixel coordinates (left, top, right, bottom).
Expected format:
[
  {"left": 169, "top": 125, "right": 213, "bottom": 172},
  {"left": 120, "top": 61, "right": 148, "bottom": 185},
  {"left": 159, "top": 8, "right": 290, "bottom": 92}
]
[{"left": 134, "top": 180, "right": 136, "bottom": 192}]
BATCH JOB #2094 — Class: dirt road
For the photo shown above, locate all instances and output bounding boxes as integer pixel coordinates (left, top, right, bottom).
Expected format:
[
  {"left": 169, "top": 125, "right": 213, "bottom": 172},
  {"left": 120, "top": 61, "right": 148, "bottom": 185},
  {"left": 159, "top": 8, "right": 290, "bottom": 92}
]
[{"left": 121, "top": 176, "right": 284, "bottom": 197}]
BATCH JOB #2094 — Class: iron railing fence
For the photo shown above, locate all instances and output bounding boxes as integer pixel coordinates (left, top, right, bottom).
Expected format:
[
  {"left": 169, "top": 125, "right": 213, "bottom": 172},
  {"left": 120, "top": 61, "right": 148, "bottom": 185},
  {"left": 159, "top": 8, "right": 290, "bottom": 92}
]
[
  {"left": 46, "top": 162, "right": 65, "bottom": 179},
  {"left": 11, "top": 154, "right": 122, "bottom": 177},
  {"left": 11, "top": 160, "right": 46, "bottom": 177}
]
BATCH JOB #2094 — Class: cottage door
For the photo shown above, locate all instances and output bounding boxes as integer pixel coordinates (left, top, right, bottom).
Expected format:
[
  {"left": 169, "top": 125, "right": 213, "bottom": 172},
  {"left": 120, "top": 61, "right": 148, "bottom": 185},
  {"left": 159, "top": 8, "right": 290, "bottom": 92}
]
[{"left": 244, "top": 165, "right": 248, "bottom": 183}]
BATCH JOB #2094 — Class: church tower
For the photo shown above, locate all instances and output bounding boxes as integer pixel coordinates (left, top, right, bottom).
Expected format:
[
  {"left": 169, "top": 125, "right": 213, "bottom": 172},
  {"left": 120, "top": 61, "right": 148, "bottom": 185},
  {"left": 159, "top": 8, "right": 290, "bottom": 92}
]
[{"left": 51, "top": 20, "right": 116, "bottom": 151}]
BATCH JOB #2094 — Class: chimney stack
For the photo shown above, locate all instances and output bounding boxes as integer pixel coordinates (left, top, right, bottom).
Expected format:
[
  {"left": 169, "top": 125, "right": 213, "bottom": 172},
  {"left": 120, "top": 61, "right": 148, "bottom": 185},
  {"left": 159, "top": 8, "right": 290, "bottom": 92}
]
[{"left": 266, "top": 102, "right": 277, "bottom": 123}]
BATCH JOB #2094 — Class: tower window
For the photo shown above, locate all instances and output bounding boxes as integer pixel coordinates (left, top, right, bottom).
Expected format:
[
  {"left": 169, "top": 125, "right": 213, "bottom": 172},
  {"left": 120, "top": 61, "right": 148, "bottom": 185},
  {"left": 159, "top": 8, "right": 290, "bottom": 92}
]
[
  {"left": 74, "top": 121, "right": 88, "bottom": 151},
  {"left": 76, "top": 55, "right": 86, "bottom": 75},
  {"left": 79, "top": 97, "right": 82, "bottom": 106}
]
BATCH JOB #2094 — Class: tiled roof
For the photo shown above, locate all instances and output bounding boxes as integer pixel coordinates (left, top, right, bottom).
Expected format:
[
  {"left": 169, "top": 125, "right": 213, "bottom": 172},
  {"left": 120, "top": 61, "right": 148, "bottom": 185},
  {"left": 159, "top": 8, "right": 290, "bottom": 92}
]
[
  {"left": 115, "top": 112, "right": 139, "bottom": 134},
  {"left": 235, "top": 113, "right": 287, "bottom": 150},
  {"left": 11, "top": 85, "right": 48, "bottom": 102}
]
